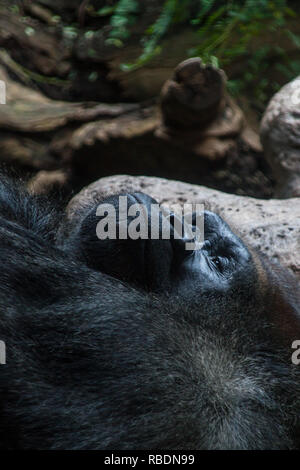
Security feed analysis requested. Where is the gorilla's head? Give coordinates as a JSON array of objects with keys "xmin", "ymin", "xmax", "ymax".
[{"xmin": 64, "ymin": 192, "xmax": 254, "ymax": 299}]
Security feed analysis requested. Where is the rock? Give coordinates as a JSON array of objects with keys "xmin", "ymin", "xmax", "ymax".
[
  {"xmin": 157, "ymin": 57, "xmax": 259, "ymax": 161},
  {"xmin": 160, "ymin": 58, "xmax": 227, "ymax": 129},
  {"xmin": 27, "ymin": 170, "xmax": 70, "ymax": 195},
  {"xmin": 260, "ymin": 75, "xmax": 300, "ymax": 198},
  {"xmin": 66, "ymin": 175, "xmax": 300, "ymax": 279},
  {"xmin": 0, "ymin": 65, "xmax": 139, "ymax": 133},
  {"xmin": 0, "ymin": 63, "xmax": 140, "ymax": 171}
]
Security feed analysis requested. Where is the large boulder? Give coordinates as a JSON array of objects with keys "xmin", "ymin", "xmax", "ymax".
[{"xmin": 260, "ymin": 75, "xmax": 300, "ymax": 198}]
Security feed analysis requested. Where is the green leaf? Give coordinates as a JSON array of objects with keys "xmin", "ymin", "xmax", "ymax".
[
  {"xmin": 88, "ymin": 71, "xmax": 98, "ymax": 82},
  {"xmin": 286, "ymin": 30, "xmax": 300, "ymax": 49},
  {"xmin": 97, "ymin": 6, "xmax": 116, "ymax": 16},
  {"xmin": 210, "ymin": 56, "xmax": 219, "ymax": 68},
  {"xmin": 25, "ymin": 27, "xmax": 35, "ymax": 37},
  {"xmin": 105, "ymin": 38, "xmax": 124, "ymax": 48},
  {"xmin": 63, "ymin": 26, "xmax": 78, "ymax": 40},
  {"xmin": 84, "ymin": 31, "xmax": 95, "ymax": 39}
]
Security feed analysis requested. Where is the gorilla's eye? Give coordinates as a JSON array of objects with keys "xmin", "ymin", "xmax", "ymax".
[{"xmin": 211, "ymin": 256, "xmax": 222, "ymax": 271}]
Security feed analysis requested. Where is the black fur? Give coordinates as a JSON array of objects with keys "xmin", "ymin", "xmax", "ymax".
[{"xmin": 0, "ymin": 177, "xmax": 300, "ymax": 449}]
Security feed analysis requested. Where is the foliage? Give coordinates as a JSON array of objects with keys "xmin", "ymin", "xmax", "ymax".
[
  {"xmin": 105, "ymin": 0, "xmax": 139, "ymax": 47},
  {"xmin": 106, "ymin": 0, "xmax": 300, "ymax": 108}
]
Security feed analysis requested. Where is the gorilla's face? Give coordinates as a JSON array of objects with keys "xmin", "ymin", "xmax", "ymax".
[
  {"xmin": 169, "ymin": 209, "xmax": 253, "ymax": 296},
  {"xmin": 71, "ymin": 192, "xmax": 255, "ymax": 299}
]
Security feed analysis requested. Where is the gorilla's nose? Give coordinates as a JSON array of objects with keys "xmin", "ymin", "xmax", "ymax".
[{"xmin": 161, "ymin": 210, "xmax": 204, "ymax": 255}]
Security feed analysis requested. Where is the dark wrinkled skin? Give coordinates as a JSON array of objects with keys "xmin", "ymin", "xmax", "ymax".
[{"xmin": 0, "ymin": 179, "xmax": 299, "ymax": 450}]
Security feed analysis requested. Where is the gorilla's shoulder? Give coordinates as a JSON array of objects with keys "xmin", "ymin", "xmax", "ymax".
[{"xmin": 0, "ymin": 175, "xmax": 62, "ymax": 242}]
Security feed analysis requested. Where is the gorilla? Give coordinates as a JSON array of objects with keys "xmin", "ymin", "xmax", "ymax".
[{"xmin": 0, "ymin": 176, "xmax": 299, "ymax": 450}]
